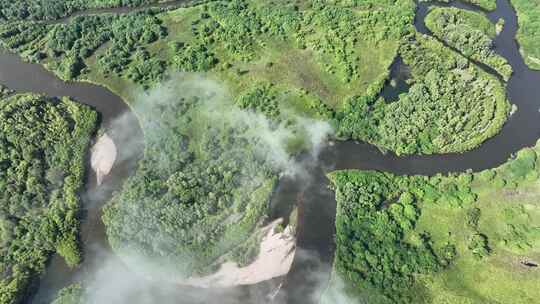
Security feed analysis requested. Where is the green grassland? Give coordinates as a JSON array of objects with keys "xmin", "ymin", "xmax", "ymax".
[
  {"xmin": 425, "ymin": 7, "xmax": 512, "ymax": 80},
  {"xmin": 0, "ymin": 0, "xmax": 512, "ymax": 156},
  {"xmin": 329, "ymin": 142, "xmax": 540, "ymax": 303},
  {"xmin": 511, "ymin": 0, "xmax": 540, "ymax": 70},
  {"xmin": 83, "ymin": 0, "xmax": 415, "ymax": 114},
  {"xmin": 0, "ymin": 93, "xmax": 97, "ymax": 304}
]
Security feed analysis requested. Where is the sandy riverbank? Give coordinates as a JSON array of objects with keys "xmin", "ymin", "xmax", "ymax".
[
  {"xmin": 182, "ymin": 218, "xmax": 296, "ymax": 288},
  {"xmin": 90, "ymin": 133, "xmax": 117, "ymax": 185}
]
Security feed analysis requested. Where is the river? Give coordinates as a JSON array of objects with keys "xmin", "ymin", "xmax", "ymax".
[
  {"xmin": 0, "ymin": 0, "xmax": 538, "ymax": 303},
  {"xmin": 285, "ymin": 0, "xmax": 540, "ymax": 302}
]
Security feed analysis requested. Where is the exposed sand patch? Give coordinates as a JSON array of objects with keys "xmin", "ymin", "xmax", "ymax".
[
  {"xmin": 182, "ymin": 218, "xmax": 296, "ymax": 288},
  {"xmin": 91, "ymin": 133, "xmax": 117, "ymax": 185}
]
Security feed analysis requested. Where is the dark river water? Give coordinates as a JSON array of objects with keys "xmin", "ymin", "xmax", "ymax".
[{"xmin": 0, "ymin": 0, "xmax": 538, "ymax": 303}]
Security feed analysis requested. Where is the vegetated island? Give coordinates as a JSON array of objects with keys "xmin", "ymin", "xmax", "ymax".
[
  {"xmin": 0, "ymin": 92, "xmax": 97, "ymax": 304},
  {"xmin": 424, "ymin": 6, "xmax": 512, "ymax": 80}
]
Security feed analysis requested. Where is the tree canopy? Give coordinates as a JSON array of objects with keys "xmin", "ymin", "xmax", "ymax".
[{"xmin": 0, "ymin": 93, "xmax": 97, "ymax": 304}]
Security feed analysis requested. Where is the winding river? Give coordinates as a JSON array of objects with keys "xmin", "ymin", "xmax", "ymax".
[
  {"xmin": 0, "ymin": 0, "xmax": 538, "ymax": 303},
  {"xmin": 284, "ymin": 0, "xmax": 540, "ymax": 302}
]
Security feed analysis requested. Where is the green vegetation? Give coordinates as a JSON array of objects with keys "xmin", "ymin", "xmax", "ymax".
[
  {"xmin": 0, "ymin": 0, "xmax": 523, "ymax": 295},
  {"xmin": 423, "ymin": 0, "xmax": 497, "ymax": 11},
  {"xmin": 467, "ymin": 0, "xmax": 497, "ymax": 10},
  {"xmin": 0, "ymin": 0, "xmax": 175, "ymax": 21},
  {"xmin": 0, "ymin": 93, "xmax": 97, "ymax": 304},
  {"xmin": 0, "ymin": 11, "xmax": 168, "ymax": 85},
  {"xmin": 338, "ymin": 33, "xmax": 509, "ymax": 155},
  {"xmin": 0, "ymin": 0, "xmax": 512, "ymax": 156},
  {"xmin": 328, "ymin": 171, "xmax": 454, "ymax": 303},
  {"xmin": 51, "ymin": 284, "xmax": 84, "ymax": 304},
  {"xmin": 425, "ymin": 7, "xmax": 512, "ymax": 80},
  {"xmin": 511, "ymin": 0, "xmax": 540, "ymax": 70},
  {"xmin": 0, "ymin": 85, "xmax": 13, "ymax": 99},
  {"xmin": 329, "ymin": 141, "xmax": 540, "ymax": 303},
  {"xmin": 0, "ymin": 0, "xmax": 415, "ymax": 107},
  {"xmin": 102, "ymin": 78, "xmax": 281, "ymax": 277}
]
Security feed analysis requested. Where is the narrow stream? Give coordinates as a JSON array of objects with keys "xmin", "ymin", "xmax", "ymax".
[{"xmin": 0, "ymin": 0, "xmax": 538, "ymax": 303}]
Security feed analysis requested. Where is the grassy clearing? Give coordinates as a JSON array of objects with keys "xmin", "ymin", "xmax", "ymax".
[
  {"xmin": 153, "ymin": 0, "xmax": 409, "ymax": 112},
  {"xmin": 511, "ymin": 0, "xmax": 540, "ymax": 70},
  {"xmin": 0, "ymin": 0, "xmax": 413, "ymax": 115},
  {"xmin": 329, "ymin": 141, "xmax": 540, "ymax": 303},
  {"xmin": 420, "ymin": 145, "xmax": 540, "ymax": 303}
]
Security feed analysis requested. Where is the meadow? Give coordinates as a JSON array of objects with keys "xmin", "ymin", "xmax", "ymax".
[
  {"xmin": 329, "ymin": 141, "xmax": 540, "ymax": 303},
  {"xmin": 511, "ymin": 0, "xmax": 540, "ymax": 70}
]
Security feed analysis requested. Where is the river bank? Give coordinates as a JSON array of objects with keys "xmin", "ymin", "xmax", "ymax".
[{"xmin": 182, "ymin": 219, "xmax": 296, "ymax": 288}]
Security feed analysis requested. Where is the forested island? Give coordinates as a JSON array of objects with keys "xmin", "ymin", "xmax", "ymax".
[
  {"xmin": 0, "ymin": 0, "xmax": 539, "ymax": 303},
  {"xmin": 0, "ymin": 92, "xmax": 97, "ymax": 303}
]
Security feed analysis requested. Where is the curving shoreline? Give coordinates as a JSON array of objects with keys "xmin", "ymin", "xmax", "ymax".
[
  {"xmin": 0, "ymin": 0, "xmax": 539, "ymax": 303},
  {"xmin": 181, "ymin": 219, "xmax": 296, "ymax": 288}
]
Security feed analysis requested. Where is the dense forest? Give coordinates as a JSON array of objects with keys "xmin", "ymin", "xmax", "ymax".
[
  {"xmin": 0, "ymin": 93, "xmax": 97, "ymax": 304},
  {"xmin": 338, "ymin": 32, "xmax": 509, "ymax": 155},
  {"xmin": 425, "ymin": 7, "xmax": 512, "ymax": 80},
  {"xmin": 329, "ymin": 141, "xmax": 540, "ymax": 303},
  {"xmin": 102, "ymin": 78, "xmax": 281, "ymax": 277},
  {"xmin": 425, "ymin": 0, "xmax": 496, "ymax": 10},
  {"xmin": 0, "ymin": 10, "xmax": 168, "ymax": 84},
  {"xmin": 328, "ymin": 171, "xmax": 454, "ymax": 303},
  {"xmin": 0, "ymin": 0, "xmax": 177, "ymax": 21}
]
